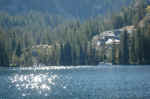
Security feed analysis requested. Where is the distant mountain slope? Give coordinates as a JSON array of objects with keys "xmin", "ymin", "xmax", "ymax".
[{"xmin": 0, "ymin": 0, "xmax": 132, "ymax": 19}]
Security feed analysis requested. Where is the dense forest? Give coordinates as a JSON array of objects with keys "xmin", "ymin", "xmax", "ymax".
[
  {"xmin": 0, "ymin": 0, "xmax": 150, "ymax": 66},
  {"xmin": 0, "ymin": 0, "xmax": 131, "ymax": 19},
  {"xmin": 113, "ymin": 0, "xmax": 150, "ymax": 64}
]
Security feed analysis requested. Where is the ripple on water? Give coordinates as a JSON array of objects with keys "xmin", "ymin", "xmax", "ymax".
[
  {"xmin": 0, "ymin": 66, "xmax": 150, "ymax": 99},
  {"xmin": 8, "ymin": 72, "xmax": 59, "ymax": 97}
]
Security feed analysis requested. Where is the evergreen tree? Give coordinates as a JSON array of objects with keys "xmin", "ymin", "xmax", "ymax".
[
  {"xmin": 0, "ymin": 30, "xmax": 9, "ymax": 66},
  {"xmin": 60, "ymin": 44, "xmax": 64, "ymax": 65},
  {"xmin": 16, "ymin": 42, "xmax": 22, "ymax": 57},
  {"xmin": 120, "ymin": 30, "xmax": 129, "ymax": 65},
  {"xmin": 63, "ymin": 42, "xmax": 72, "ymax": 65}
]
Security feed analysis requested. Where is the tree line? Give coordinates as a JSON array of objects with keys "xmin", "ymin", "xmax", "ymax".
[
  {"xmin": 112, "ymin": 0, "xmax": 150, "ymax": 65},
  {"xmin": 0, "ymin": 12, "xmax": 102, "ymax": 66},
  {"xmin": 0, "ymin": 0, "xmax": 150, "ymax": 66}
]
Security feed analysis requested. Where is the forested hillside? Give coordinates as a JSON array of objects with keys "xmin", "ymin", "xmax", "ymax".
[
  {"xmin": 1, "ymin": 0, "xmax": 150, "ymax": 66},
  {"xmin": 0, "ymin": 0, "xmax": 131, "ymax": 19},
  {"xmin": 111, "ymin": 0, "xmax": 150, "ymax": 64}
]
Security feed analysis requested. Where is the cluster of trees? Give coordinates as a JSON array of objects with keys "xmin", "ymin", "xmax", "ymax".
[
  {"xmin": 1, "ymin": 0, "xmax": 150, "ymax": 66},
  {"xmin": 112, "ymin": 0, "xmax": 150, "ymax": 65},
  {"xmin": 0, "ymin": 29, "xmax": 9, "ymax": 66},
  {"xmin": 0, "ymin": 0, "xmax": 131, "ymax": 19},
  {"xmin": 0, "ymin": 12, "xmax": 103, "ymax": 66}
]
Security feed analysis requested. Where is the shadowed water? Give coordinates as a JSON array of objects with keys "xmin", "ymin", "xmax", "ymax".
[{"xmin": 0, "ymin": 65, "xmax": 150, "ymax": 99}]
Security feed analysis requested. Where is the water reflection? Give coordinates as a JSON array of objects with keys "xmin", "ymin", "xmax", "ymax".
[
  {"xmin": 9, "ymin": 73, "xmax": 58, "ymax": 96},
  {"xmin": 0, "ymin": 66, "xmax": 150, "ymax": 99}
]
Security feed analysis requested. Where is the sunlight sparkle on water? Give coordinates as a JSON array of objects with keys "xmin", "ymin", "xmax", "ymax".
[{"xmin": 9, "ymin": 72, "xmax": 59, "ymax": 96}]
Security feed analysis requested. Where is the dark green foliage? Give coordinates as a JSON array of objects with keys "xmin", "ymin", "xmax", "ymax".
[
  {"xmin": 16, "ymin": 42, "xmax": 22, "ymax": 57},
  {"xmin": 0, "ymin": 42, "xmax": 9, "ymax": 66},
  {"xmin": 119, "ymin": 30, "xmax": 129, "ymax": 65},
  {"xmin": 63, "ymin": 42, "xmax": 72, "ymax": 65},
  {"xmin": 110, "ymin": 0, "xmax": 150, "ymax": 65},
  {"xmin": 1, "ymin": 0, "xmax": 150, "ymax": 66},
  {"xmin": 137, "ymin": 26, "xmax": 150, "ymax": 64},
  {"xmin": 0, "ymin": 0, "xmax": 131, "ymax": 19},
  {"xmin": 0, "ymin": 29, "xmax": 9, "ymax": 66}
]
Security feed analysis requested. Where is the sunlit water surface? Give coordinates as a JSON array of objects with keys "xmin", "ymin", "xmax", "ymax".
[{"xmin": 0, "ymin": 65, "xmax": 150, "ymax": 99}]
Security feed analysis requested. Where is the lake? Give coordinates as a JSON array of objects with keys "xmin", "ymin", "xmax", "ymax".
[{"xmin": 0, "ymin": 65, "xmax": 150, "ymax": 99}]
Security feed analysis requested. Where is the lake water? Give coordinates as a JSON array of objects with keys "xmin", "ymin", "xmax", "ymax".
[{"xmin": 0, "ymin": 65, "xmax": 150, "ymax": 99}]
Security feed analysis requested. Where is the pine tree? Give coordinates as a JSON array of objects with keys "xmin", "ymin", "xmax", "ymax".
[
  {"xmin": 0, "ymin": 30, "xmax": 9, "ymax": 66},
  {"xmin": 120, "ymin": 30, "xmax": 129, "ymax": 65},
  {"xmin": 16, "ymin": 42, "xmax": 22, "ymax": 57}
]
